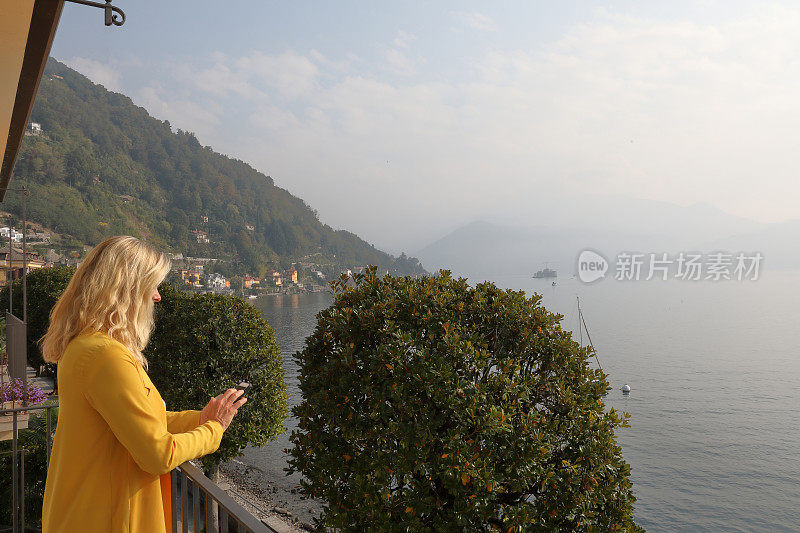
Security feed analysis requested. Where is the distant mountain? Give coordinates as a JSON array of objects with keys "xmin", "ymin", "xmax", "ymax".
[
  {"xmin": 4, "ymin": 58, "xmax": 425, "ymax": 277},
  {"xmin": 416, "ymin": 220, "xmax": 624, "ymax": 278},
  {"xmin": 416, "ymin": 201, "xmax": 778, "ymax": 279},
  {"xmin": 487, "ymin": 194, "xmax": 761, "ymax": 243},
  {"xmin": 700, "ymin": 219, "xmax": 800, "ymax": 270}
]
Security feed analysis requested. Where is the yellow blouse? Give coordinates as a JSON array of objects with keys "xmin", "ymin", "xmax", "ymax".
[{"xmin": 42, "ymin": 330, "xmax": 224, "ymax": 533}]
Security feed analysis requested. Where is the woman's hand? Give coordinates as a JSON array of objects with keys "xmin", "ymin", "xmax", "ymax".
[{"xmin": 199, "ymin": 389, "xmax": 247, "ymax": 430}]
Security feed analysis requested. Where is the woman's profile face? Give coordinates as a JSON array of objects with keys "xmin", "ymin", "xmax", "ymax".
[{"xmin": 152, "ymin": 288, "xmax": 161, "ymax": 303}]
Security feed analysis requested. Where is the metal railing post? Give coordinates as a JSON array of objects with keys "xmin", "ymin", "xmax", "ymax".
[
  {"xmin": 193, "ymin": 477, "xmax": 200, "ymax": 531},
  {"xmin": 205, "ymin": 488, "xmax": 212, "ymax": 533},
  {"xmin": 20, "ymin": 447, "xmax": 26, "ymax": 533},
  {"xmin": 12, "ymin": 411, "xmax": 18, "ymax": 533},
  {"xmin": 172, "ymin": 469, "xmax": 179, "ymax": 533},
  {"xmin": 181, "ymin": 470, "xmax": 189, "ymax": 533}
]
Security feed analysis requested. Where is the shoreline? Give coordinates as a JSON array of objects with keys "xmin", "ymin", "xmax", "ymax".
[{"xmin": 220, "ymin": 458, "xmax": 323, "ymax": 532}]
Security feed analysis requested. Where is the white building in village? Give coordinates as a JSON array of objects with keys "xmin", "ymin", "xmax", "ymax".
[
  {"xmin": 0, "ymin": 227, "xmax": 23, "ymax": 243},
  {"xmin": 207, "ymin": 272, "xmax": 230, "ymax": 290}
]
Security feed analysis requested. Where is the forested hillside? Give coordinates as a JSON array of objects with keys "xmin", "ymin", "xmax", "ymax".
[{"xmin": 5, "ymin": 58, "xmax": 425, "ymax": 276}]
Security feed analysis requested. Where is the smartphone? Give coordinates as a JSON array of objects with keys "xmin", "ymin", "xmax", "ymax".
[{"xmin": 235, "ymin": 382, "xmax": 251, "ymax": 396}]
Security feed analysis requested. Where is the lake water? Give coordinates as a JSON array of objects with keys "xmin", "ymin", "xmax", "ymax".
[{"xmin": 248, "ymin": 272, "xmax": 800, "ymax": 531}]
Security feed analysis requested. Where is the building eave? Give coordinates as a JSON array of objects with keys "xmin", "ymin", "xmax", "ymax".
[{"xmin": 0, "ymin": 0, "xmax": 65, "ymax": 202}]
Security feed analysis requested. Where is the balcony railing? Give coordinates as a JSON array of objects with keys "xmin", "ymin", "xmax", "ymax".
[
  {"xmin": 1, "ymin": 403, "xmax": 275, "ymax": 533},
  {"xmin": 1, "ymin": 403, "xmax": 56, "ymax": 533},
  {"xmin": 172, "ymin": 461, "xmax": 275, "ymax": 533}
]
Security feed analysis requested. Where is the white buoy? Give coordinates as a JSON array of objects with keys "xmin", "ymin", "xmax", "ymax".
[{"xmin": 621, "ymin": 384, "xmax": 631, "ymax": 394}]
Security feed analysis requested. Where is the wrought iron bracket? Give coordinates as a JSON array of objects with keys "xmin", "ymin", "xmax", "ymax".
[{"xmin": 64, "ymin": 0, "xmax": 125, "ymax": 26}]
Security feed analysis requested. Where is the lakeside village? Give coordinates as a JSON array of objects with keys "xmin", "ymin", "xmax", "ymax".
[
  {"xmin": 0, "ymin": 222, "xmax": 373, "ymax": 297},
  {"xmin": 166, "ymin": 252, "xmax": 358, "ymax": 297}
]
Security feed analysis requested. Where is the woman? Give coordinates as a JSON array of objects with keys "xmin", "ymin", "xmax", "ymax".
[{"xmin": 41, "ymin": 236, "xmax": 246, "ymax": 532}]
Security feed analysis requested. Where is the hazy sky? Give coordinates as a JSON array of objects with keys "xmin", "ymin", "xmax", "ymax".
[{"xmin": 50, "ymin": 1, "xmax": 800, "ymax": 253}]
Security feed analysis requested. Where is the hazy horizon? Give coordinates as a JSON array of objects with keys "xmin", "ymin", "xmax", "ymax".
[{"xmin": 49, "ymin": 1, "xmax": 800, "ymax": 256}]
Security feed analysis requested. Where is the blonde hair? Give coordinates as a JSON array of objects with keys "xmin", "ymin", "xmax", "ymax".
[{"xmin": 41, "ymin": 236, "xmax": 171, "ymax": 369}]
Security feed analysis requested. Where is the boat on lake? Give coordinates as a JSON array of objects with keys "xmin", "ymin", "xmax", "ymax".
[{"xmin": 533, "ymin": 267, "xmax": 557, "ymax": 278}]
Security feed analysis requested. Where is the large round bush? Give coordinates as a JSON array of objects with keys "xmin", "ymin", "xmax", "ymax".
[
  {"xmin": 288, "ymin": 267, "xmax": 642, "ymax": 531},
  {"xmin": 147, "ymin": 283, "xmax": 288, "ymax": 471}
]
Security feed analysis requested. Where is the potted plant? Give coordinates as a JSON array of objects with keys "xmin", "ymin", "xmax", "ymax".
[{"xmin": 1, "ymin": 379, "xmax": 48, "ymax": 440}]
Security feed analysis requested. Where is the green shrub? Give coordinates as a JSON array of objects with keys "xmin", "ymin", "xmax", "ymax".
[
  {"xmin": 0, "ymin": 266, "xmax": 75, "ymax": 377},
  {"xmin": 146, "ymin": 283, "xmax": 289, "ymax": 472},
  {"xmin": 288, "ymin": 267, "xmax": 643, "ymax": 532}
]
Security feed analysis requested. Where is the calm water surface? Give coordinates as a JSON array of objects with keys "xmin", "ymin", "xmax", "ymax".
[{"xmin": 249, "ymin": 273, "xmax": 800, "ymax": 531}]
